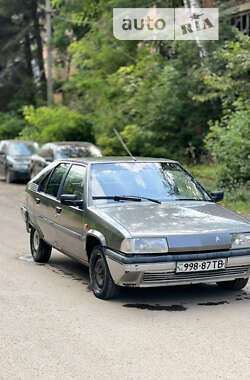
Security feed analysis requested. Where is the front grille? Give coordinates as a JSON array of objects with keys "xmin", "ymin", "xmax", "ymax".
[{"xmin": 143, "ymin": 266, "xmax": 249, "ymax": 283}]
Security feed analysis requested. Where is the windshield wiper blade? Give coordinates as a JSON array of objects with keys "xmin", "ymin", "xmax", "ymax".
[
  {"xmin": 93, "ymin": 196, "xmax": 141, "ymax": 202},
  {"xmin": 92, "ymin": 195, "xmax": 161, "ymax": 204},
  {"xmin": 126, "ymin": 195, "xmax": 161, "ymax": 204},
  {"xmin": 176, "ymin": 198, "xmax": 205, "ymax": 201}
]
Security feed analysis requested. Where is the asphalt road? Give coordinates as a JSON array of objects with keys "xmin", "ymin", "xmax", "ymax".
[{"xmin": 0, "ymin": 179, "xmax": 250, "ymax": 380}]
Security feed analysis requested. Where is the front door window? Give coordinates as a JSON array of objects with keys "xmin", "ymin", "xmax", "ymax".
[
  {"xmin": 61, "ymin": 165, "xmax": 86, "ymax": 200},
  {"xmin": 46, "ymin": 163, "xmax": 69, "ymax": 198}
]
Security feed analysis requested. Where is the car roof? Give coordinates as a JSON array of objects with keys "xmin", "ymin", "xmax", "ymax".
[
  {"xmin": 57, "ymin": 156, "xmax": 179, "ymax": 165},
  {"xmin": 48, "ymin": 141, "xmax": 97, "ymax": 146}
]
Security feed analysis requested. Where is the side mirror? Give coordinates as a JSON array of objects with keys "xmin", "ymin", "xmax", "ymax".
[
  {"xmin": 211, "ymin": 191, "xmax": 224, "ymax": 203},
  {"xmin": 60, "ymin": 194, "xmax": 83, "ymax": 208}
]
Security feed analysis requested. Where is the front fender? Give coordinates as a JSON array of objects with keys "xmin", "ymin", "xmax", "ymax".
[{"xmin": 87, "ymin": 229, "xmax": 106, "ymax": 246}]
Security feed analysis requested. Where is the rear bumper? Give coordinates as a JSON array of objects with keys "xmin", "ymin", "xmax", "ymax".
[{"xmin": 104, "ymin": 248, "xmax": 250, "ymax": 287}]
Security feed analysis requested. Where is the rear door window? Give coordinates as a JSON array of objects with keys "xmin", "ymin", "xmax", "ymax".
[{"xmin": 45, "ymin": 163, "xmax": 69, "ymax": 198}]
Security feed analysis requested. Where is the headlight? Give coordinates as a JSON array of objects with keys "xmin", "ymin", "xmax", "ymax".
[
  {"xmin": 231, "ymin": 233, "xmax": 250, "ymax": 249},
  {"xmin": 120, "ymin": 238, "xmax": 168, "ymax": 254}
]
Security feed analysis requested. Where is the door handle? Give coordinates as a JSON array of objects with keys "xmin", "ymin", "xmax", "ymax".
[
  {"xmin": 56, "ymin": 206, "xmax": 62, "ymax": 214},
  {"xmin": 35, "ymin": 198, "xmax": 40, "ymax": 205}
]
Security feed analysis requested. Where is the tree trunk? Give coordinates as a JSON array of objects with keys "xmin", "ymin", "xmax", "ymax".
[
  {"xmin": 183, "ymin": 0, "xmax": 207, "ymax": 59},
  {"xmin": 24, "ymin": 33, "xmax": 33, "ymax": 78},
  {"xmin": 189, "ymin": 0, "xmax": 201, "ymax": 7},
  {"xmin": 31, "ymin": 0, "xmax": 47, "ymax": 100}
]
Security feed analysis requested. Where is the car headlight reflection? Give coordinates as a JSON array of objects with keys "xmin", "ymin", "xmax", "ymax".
[
  {"xmin": 120, "ymin": 238, "xmax": 168, "ymax": 254},
  {"xmin": 231, "ymin": 233, "xmax": 250, "ymax": 249}
]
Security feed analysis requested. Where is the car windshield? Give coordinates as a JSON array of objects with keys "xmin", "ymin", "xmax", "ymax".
[
  {"xmin": 91, "ymin": 162, "xmax": 211, "ymax": 203},
  {"xmin": 7, "ymin": 142, "xmax": 38, "ymax": 157},
  {"xmin": 55, "ymin": 145, "xmax": 102, "ymax": 159}
]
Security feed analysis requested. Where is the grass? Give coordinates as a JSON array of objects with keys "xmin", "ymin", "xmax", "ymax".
[{"xmin": 186, "ymin": 164, "xmax": 250, "ymax": 219}]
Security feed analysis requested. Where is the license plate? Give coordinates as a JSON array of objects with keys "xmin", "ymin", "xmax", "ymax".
[{"xmin": 176, "ymin": 259, "xmax": 226, "ymax": 273}]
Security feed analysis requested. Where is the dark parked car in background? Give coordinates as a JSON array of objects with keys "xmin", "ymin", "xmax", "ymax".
[
  {"xmin": 0, "ymin": 140, "xmax": 39, "ymax": 183},
  {"xmin": 21, "ymin": 157, "xmax": 250, "ymax": 300},
  {"xmin": 30, "ymin": 141, "xmax": 102, "ymax": 178}
]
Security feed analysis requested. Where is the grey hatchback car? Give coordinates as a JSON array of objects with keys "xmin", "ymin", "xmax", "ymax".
[{"xmin": 21, "ymin": 157, "xmax": 250, "ymax": 299}]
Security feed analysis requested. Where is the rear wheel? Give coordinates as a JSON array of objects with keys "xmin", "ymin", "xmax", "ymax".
[
  {"xmin": 89, "ymin": 247, "xmax": 120, "ymax": 299},
  {"xmin": 217, "ymin": 278, "xmax": 249, "ymax": 291},
  {"xmin": 30, "ymin": 227, "xmax": 51, "ymax": 263}
]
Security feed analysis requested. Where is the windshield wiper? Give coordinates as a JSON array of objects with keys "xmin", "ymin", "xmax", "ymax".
[
  {"xmin": 92, "ymin": 195, "xmax": 161, "ymax": 204},
  {"xmin": 176, "ymin": 198, "xmax": 206, "ymax": 201}
]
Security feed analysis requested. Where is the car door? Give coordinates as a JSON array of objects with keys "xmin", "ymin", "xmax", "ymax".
[
  {"xmin": 34, "ymin": 163, "xmax": 70, "ymax": 248},
  {"xmin": 55, "ymin": 164, "xmax": 88, "ymax": 262}
]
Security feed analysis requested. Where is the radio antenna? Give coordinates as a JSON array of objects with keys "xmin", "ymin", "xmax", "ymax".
[{"xmin": 113, "ymin": 128, "xmax": 136, "ymax": 161}]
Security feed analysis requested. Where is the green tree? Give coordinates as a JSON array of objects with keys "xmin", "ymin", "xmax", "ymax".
[
  {"xmin": 0, "ymin": 113, "xmax": 27, "ymax": 140},
  {"xmin": 49, "ymin": 0, "xmax": 249, "ymax": 170},
  {"xmin": 205, "ymin": 99, "xmax": 250, "ymax": 186},
  {"xmin": 21, "ymin": 105, "xmax": 95, "ymax": 144},
  {"xmin": 0, "ymin": 0, "xmax": 46, "ymax": 111}
]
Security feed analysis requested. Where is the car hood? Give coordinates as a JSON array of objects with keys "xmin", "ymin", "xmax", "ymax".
[
  {"xmin": 7, "ymin": 155, "xmax": 31, "ymax": 164},
  {"xmin": 96, "ymin": 201, "xmax": 249, "ymax": 236}
]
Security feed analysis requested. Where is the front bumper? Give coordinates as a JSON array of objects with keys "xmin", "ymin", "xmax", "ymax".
[
  {"xmin": 9, "ymin": 168, "xmax": 30, "ymax": 180},
  {"xmin": 105, "ymin": 248, "xmax": 250, "ymax": 287}
]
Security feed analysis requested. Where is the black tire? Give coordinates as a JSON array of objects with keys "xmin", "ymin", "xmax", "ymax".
[
  {"xmin": 217, "ymin": 278, "xmax": 249, "ymax": 291},
  {"xmin": 30, "ymin": 227, "xmax": 52, "ymax": 263},
  {"xmin": 89, "ymin": 247, "xmax": 120, "ymax": 300},
  {"xmin": 5, "ymin": 169, "xmax": 14, "ymax": 184}
]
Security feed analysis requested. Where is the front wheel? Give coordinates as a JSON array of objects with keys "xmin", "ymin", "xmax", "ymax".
[
  {"xmin": 30, "ymin": 227, "xmax": 51, "ymax": 263},
  {"xmin": 217, "ymin": 278, "xmax": 249, "ymax": 291},
  {"xmin": 89, "ymin": 247, "xmax": 120, "ymax": 299}
]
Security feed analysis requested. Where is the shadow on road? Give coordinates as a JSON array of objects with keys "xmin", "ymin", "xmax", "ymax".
[{"xmin": 19, "ymin": 251, "xmax": 250, "ymax": 310}]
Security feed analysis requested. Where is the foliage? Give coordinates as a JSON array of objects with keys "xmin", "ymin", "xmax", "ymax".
[
  {"xmin": 194, "ymin": 32, "xmax": 250, "ymax": 106},
  {"xmin": 0, "ymin": 0, "xmax": 47, "ymax": 111},
  {"xmin": 21, "ymin": 106, "xmax": 95, "ymax": 144},
  {"xmin": 205, "ymin": 99, "xmax": 250, "ymax": 186},
  {"xmin": 0, "ymin": 113, "xmax": 27, "ymax": 140},
  {"xmin": 187, "ymin": 163, "xmax": 250, "ymax": 218},
  {"xmin": 69, "ymin": 30, "xmax": 219, "ymax": 160},
  {"xmin": 192, "ymin": 32, "xmax": 250, "ymax": 186},
  {"xmin": 1, "ymin": 0, "xmax": 249, "ymax": 194}
]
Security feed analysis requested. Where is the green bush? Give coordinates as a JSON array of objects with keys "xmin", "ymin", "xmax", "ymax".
[
  {"xmin": 0, "ymin": 113, "xmax": 27, "ymax": 140},
  {"xmin": 205, "ymin": 99, "xmax": 250, "ymax": 187},
  {"xmin": 21, "ymin": 106, "xmax": 95, "ymax": 144}
]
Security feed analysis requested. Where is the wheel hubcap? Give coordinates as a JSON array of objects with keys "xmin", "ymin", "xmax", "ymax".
[
  {"xmin": 33, "ymin": 230, "xmax": 40, "ymax": 252},
  {"xmin": 94, "ymin": 258, "xmax": 105, "ymax": 288}
]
